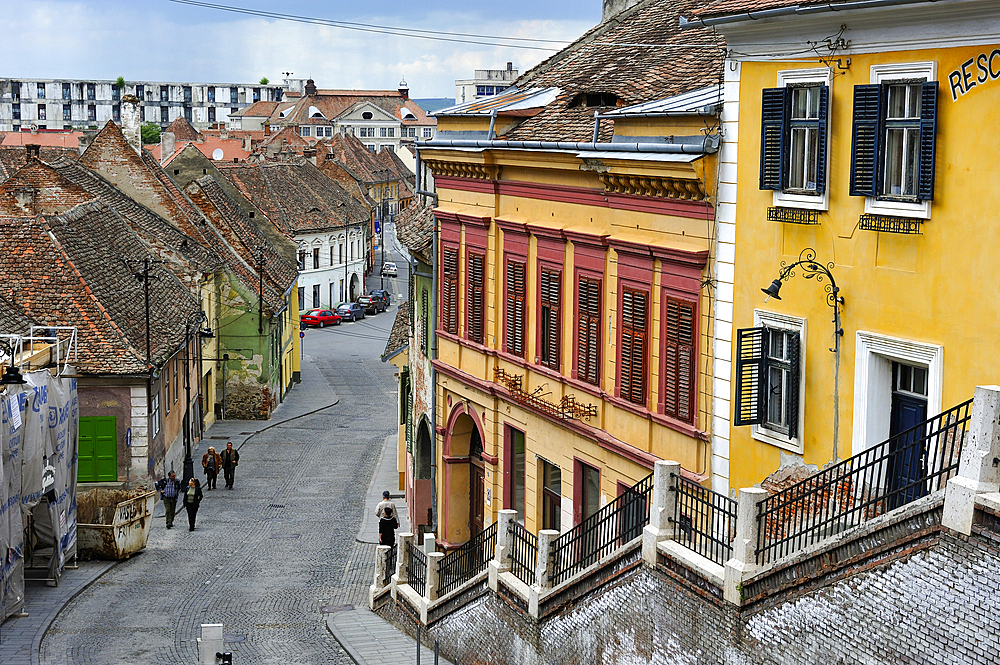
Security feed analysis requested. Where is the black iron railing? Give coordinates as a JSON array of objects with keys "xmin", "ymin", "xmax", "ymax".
[
  {"xmin": 756, "ymin": 398, "xmax": 972, "ymax": 566},
  {"xmin": 509, "ymin": 520, "xmax": 538, "ymax": 586},
  {"xmin": 382, "ymin": 543, "xmax": 397, "ymax": 588},
  {"xmin": 550, "ymin": 473, "xmax": 653, "ymax": 587},
  {"xmin": 439, "ymin": 522, "xmax": 497, "ymax": 596},
  {"xmin": 407, "ymin": 541, "xmax": 427, "ymax": 597},
  {"xmin": 673, "ymin": 474, "xmax": 737, "ymax": 566}
]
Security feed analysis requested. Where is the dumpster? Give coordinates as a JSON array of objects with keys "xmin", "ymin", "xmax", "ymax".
[{"xmin": 76, "ymin": 489, "xmax": 156, "ymax": 560}]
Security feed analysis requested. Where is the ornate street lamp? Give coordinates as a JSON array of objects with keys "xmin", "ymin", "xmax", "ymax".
[{"xmin": 761, "ymin": 248, "xmax": 844, "ymax": 352}]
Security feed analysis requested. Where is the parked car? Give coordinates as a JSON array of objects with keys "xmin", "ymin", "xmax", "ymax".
[
  {"xmin": 369, "ymin": 289, "xmax": 390, "ymax": 307},
  {"xmin": 299, "ymin": 308, "xmax": 341, "ymax": 328},
  {"xmin": 357, "ymin": 295, "xmax": 386, "ymax": 314},
  {"xmin": 381, "ymin": 262, "xmax": 398, "ymax": 278},
  {"xmin": 336, "ymin": 302, "xmax": 366, "ymax": 321}
]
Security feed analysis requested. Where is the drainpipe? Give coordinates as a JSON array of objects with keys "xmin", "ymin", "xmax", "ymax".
[
  {"xmin": 591, "ymin": 111, "xmax": 601, "ymax": 144},
  {"xmin": 415, "ymin": 146, "xmax": 440, "ymax": 535},
  {"xmin": 487, "ymin": 109, "xmax": 498, "ymax": 141}
]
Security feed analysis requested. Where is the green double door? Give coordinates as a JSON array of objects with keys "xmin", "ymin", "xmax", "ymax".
[{"xmin": 78, "ymin": 416, "xmax": 117, "ymax": 482}]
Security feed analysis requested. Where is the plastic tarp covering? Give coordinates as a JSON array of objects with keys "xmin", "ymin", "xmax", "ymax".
[{"xmin": 0, "ymin": 371, "xmax": 78, "ymax": 621}]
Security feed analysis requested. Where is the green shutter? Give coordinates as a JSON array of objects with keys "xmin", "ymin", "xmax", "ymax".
[{"xmin": 78, "ymin": 416, "xmax": 117, "ymax": 482}]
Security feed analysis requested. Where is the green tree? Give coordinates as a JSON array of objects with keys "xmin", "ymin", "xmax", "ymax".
[
  {"xmin": 259, "ymin": 77, "xmax": 269, "ymax": 85},
  {"xmin": 141, "ymin": 122, "xmax": 161, "ymax": 145},
  {"xmin": 115, "ymin": 76, "xmax": 126, "ymax": 89}
]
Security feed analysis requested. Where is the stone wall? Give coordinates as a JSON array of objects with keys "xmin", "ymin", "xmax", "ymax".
[{"xmin": 379, "ymin": 518, "xmax": 1000, "ymax": 664}]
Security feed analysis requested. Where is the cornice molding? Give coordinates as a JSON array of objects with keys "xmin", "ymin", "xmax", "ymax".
[
  {"xmin": 424, "ymin": 159, "xmax": 501, "ymax": 181},
  {"xmin": 599, "ymin": 173, "xmax": 707, "ymax": 201}
]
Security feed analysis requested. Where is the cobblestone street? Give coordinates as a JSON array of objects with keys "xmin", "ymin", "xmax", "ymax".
[{"xmin": 37, "ymin": 255, "xmax": 410, "ymax": 665}]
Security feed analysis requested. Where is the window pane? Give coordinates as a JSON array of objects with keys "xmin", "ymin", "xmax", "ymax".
[
  {"xmin": 907, "ymin": 84, "xmax": 921, "ymax": 118},
  {"xmin": 903, "ymin": 128, "xmax": 919, "ymax": 196},
  {"xmin": 583, "ymin": 465, "xmax": 600, "ymax": 522},
  {"xmin": 884, "ymin": 127, "xmax": 905, "ymax": 195},
  {"xmin": 769, "ymin": 330, "xmax": 785, "ymax": 360},
  {"xmin": 767, "ymin": 365, "xmax": 786, "ymax": 428},
  {"xmin": 887, "ymin": 85, "xmax": 908, "ymax": 119},
  {"xmin": 912, "ymin": 367, "xmax": 927, "ymax": 396},
  {"xmin": 789, "ymin": 127, "xmax": 806, "ymax": 189}
]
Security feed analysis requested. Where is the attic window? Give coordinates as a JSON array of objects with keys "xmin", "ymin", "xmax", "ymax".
[
  {"xmin": 362, "ymin": 111, "xmax": 373, "ymax": 120},
  {"xmin": 401, "ymin": 107, "xmax": 416, "ymax": 119},
  {"xmin": 249, "ymin": 212, "xmax": 255, "ymax": 218},
  {"xmin": 174, "ymin": 169, "xmax": 179, "ymax": 175},
  {"xmin": 570, "ymin": 93, "xmax": 619, "ymax": 108}
]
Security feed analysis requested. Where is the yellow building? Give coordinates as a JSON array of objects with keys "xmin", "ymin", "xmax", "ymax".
[
  {"xmin": 687, "ymin": 0, "xmax": 1000, "ymax": 492},
  {"xmin": 418, "ymin": 0, "xmax": 725, "ymax": 546}
]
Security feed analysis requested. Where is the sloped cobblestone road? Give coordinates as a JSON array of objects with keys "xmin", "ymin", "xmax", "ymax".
[{"xmin": 39, "ymin": 312, "xmax": 403, "ymax": 665}]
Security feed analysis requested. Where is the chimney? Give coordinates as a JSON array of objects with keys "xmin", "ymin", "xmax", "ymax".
[
  {"xmin": 243, "ymin": 136, "xmax": 252, "ymax": 152},
  {"xmin": 30, "ymin": 125, "xmax": 37, "ymax": 135},
  {"xmin": 25, "ymin": 144, "xmax": 40, "ymax": 160},
  {"xmin": 398, "ymin": 79, "xmax": 409, "ymax": 99},
  {"xmin": 220, "ymin": 124, "xmax": 229, "ymax": 139},
  {"xmin": 507, "ymin": 62, "xmax": 513, "ymax": 71},
  {"xmin": 303, "ymin": 146, "xmax": 317, "ymax": 166},
  {"xmin": 120, "ymin": 94, "xmax": 142, "ymax": 154},
  {"xmin": 602, "ymin": 0, "xmax": 642, "ymax": 21},
  {"xmin": 304, "ymin": 79, "xmax": 317, "ymax": 96},
  {"xmin": 78, "ymin": 130, "xmax": 97, "ymax": 155},
  {"xmin": 264, "ymin": 124, "xmax": 271, "ymax": 137},
  {"xmin": 160, "ymin": 131, "xmax": 175, "ymax": 165}
]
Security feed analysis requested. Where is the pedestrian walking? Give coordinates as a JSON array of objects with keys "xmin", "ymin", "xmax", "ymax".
[
  {"xmin": 379, "ymin": 505, "xmax": 399, "ymax": 546},
  {"xmin": 183, "ymin": 478, "xmax": 203, "ymax": 531},
  {"xmin": 376, "ymin": 490, "xmax": 396, "ymax": 518},
  {"xmin": 202, "ymin": 446, "xmax": 222, "ymax": 490},
  {"xmin": 220, "ymin": 441, "xmax": 240, "ymax": 489},
  {"xmin": 156, "ymin": 471, "xmax": 183, "ymax": 529}
]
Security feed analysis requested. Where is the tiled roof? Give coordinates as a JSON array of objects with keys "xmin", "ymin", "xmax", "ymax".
[
  {"xmin": 0, "ymin": 146, "xmax": 80, "ymax": 183},
  {"xmin": 264, "ymin": 90, "xmax": 433, "ymax": 127},
  {"xmin": 146, "ymin": 138, "xmax": 250, "ymax": 165},
  {"xmin": 217, "ymin": 160, "xmax": 371, "ymax": 235},
  {"xmin": 690, "ymin": 0, "xmax": 864, "ymax": 19},
  {"xmin": 184, "ymin": 175, "xmax": 299, "ymax": 313},
  {"xmin": 0, "ymin": 295, "xmax": 36, "ymax": 334},
  {"xmin": 324, "ymin": 133, "xmax": 392, "ymax": 184},
  {"xmin": 258, "ymin": 126, "xmax": 314, "ymax": 151},
  {"xmin": 394, "ymin": 200, "xmax": 433, "ymax": 263},
  {"xmin": 1, "ymin": 131, "xmax": 84, "ymax": 148},
  {"xmin": 382, "ymin": 301, "xmax": 410, "ymax": 360},
  {"xmin": 376, "ymin": 147, "xmax": 415, "ymax": 183},
  {"xmin": 164, "ymin": 116, "xmax": 203, "ymax": 142},
  {"xmin": 0, "ymin": 201, "xmax": 200, "ymax": 375},
  {"xmin": 501, "ymin": 0, "xmax": 724, "ymax": 142},
  {"xmin": 230, "ymin": 101, "xmax": 281, "ymax": 118}
]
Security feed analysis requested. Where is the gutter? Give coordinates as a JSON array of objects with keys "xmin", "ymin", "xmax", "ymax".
[
  {"xmin": 596, "ymin": 106, "xmax": 721, "ymax": 119},
  {"xmin": 418, "ymin": 137, "xmax": 719, "ymax": 154},
  {"xmin": 680, "ymin": 0, "xmax": 941, "ymax": 29}
]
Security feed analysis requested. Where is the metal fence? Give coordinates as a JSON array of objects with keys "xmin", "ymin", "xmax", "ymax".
[
  {"xmin": 407, "ymin": 541, "xmax": 428, "ymax": 597},
  {"xmin": 757, "ymin": 398, "xmax": 972, "ymax": 566},
  {"xmin": 673, "ymin": 474, "xmax": 737, "ymax": 566},
  {"xmin": 509, "ymin": 520, "xmax": 538, "ymax": 586},
  {"xmin": 382, "ymin": 543, "xmax": 397, "ymax": 588},
  {"xmin": 439, "ymin": 522, "xmax": 497, "ymax": 596},
  {"xmin": 550, "ymin": 473, "xmax": 653, "ymax": 587}
]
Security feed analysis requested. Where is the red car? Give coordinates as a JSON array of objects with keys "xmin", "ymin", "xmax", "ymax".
[{"xmin": 299, "ymin": 308, "xmax": 341, "ymax": 328}]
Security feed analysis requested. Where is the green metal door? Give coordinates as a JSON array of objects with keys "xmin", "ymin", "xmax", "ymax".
[{"xmin": 79, "ymin": 416, "xmax": 117, "ymax": 482}]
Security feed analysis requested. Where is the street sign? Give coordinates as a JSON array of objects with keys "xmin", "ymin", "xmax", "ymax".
[
  {"xmin": 126, "ymin": 427, "xmax": 132, "ymax": 448},
  {"xmin": 374, "ymin": 220, "xmax": 381, "ymax": 234},
  {"xmin": 299, "ymin": 331, "xmax": 305, "ymax": 338}
]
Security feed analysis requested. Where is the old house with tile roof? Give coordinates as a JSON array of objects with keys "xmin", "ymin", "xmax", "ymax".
[
  {"xmin": 412, "ymin": 0, "xmax": 725, "ymax": 548},
  {"xmin": 218, "ymin": 160, "xmax": 371, "ymax": 309}
]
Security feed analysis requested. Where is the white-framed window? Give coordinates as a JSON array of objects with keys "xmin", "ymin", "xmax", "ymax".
[
  {"xmin": 760, "ymin": 67, "xmax": 832, "ymax": 211},
  {"xmin": 422, "ymin": 127, "xmax": 433, "ymax": 138},
  {"xmin": 300, "ymin": 126, "xmax": 311, "ymax": 137},
  {"xmin": 150, "ymin": 392, "xmax": 161, "ymax": 438},
  {"xmin": 735, "ymin": 310, "xmax": 806, "ymax": 453},
  {"xmin": 365, "ymin": 143, "xmax": 376, "ymax": 152},
  {"xmin": 852, "ymin": 61, "xmax": 938, "ymax": 220}
]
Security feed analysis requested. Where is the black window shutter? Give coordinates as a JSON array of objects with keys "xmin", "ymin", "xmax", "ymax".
[
  {"xmin": 814, "ymin": 86, "xmax": 830, "ymax": 195},
  {"xmin": 759, "ymin": 87, "xmax": 790, "ymax": 190},
  {"xmin": 734, "ymin": 327, "xmax": 768, "ymax": 426},
  {"xmin": 850, "ymin": 84, "xmax": 884, "ymax": 197},
  {"xmin": 786, "ymin": 332, "xmax": 801, "ymax": 438},
  {"xmin": 917, "ymin": 81, "xmax": 938, "ymax": 201}
]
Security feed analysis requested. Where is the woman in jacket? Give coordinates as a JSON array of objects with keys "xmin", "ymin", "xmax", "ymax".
[
  {"xmin": 378, "ymin": 505, "xmax": 399, "ymax": 546},
  {"xmin": 202, "ymin": 447, "xmax": 223, "ymax": 490},
  {"xmin": 183, "ymin": 478, "xmax": 204, "ymax": 531}
]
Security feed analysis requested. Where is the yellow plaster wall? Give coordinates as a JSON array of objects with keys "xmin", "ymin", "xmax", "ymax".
[{"xmin": 729, "ymin": 45, "xmax": 1000, "ymax": 491}]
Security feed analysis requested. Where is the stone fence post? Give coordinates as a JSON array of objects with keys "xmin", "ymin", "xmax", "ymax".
[
  {"xmin": 489, "ymin": 509, "xmax": 517, "ymax": 592},
  {"xmin": 372, "ymin": 544, "xmax": 391, "ymax": 590},
  {"xmin": 426, "ymin": 551, "xmax": 445, "ymax": 602},
  {"xmin": 723, "ymin": 487, "xmax": 768, "ymax": 605},
  {"xmin": 943, "ymin": 385, "xmax": 1000, "ymax": 534},
  {"xmin": 642, "ymin": 460, "xmax": 680, "ymax": 565},
  {"xmin": 528, "ymin": 529, "xmax": 560, "ymax": 618},
  {"xmin": 396, "ymin": 533, "xmax": 414, "ymax": 585},
  {"xmin": 423, "ymin": 532, "xmax": 437, "ymax": 554}
]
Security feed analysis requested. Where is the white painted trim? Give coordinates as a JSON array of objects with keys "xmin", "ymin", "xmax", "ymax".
[
  {"xmin": 751, "ymin": 310, "xmax": 807, "ymax": 454},
  {"xmin": 852, "ymin": 330, "xmax": 943, "ymax": 458},
  {"xmin": 773, "ymin": 67, "xmax": 833, "ymax": 212}
]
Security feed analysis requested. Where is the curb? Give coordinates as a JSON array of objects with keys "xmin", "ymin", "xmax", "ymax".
[{"xmin": 326, "ymin": 611, "xmax": 373, "ymax": 665}]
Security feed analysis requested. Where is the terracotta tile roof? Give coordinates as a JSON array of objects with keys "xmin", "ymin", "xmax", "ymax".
[
  {"xmin": 324, "ymin": 133, "xmax": 391, "ymax": 184},
  {"xmin": 0, "ymin": 295, "xmax": 37, "ymax": 334},
  {"xmin": 0, "ymin": 201, "xmax": 200, "ymax": 375},
  {"xmin": 265, "ymin": 90, "xmax": 433, "ymax": 127},
  {"xmin": 394, "ymin": 199, "xmax": 434, "ymax": 263},
  {"xmin": 230, "ymin": 101, "xmax": 281, "ymax": 118},
  {"xmin": 217, "ymin": 160, "xmax": 370, "ymax": 235},
  {"xmin": 383, "ymin": 301, "xmax": 410, "ymax": 360},
  {"xmin": 691, "ymin": 0, "xmax": 862, "ymax": 18},
  {"xmin": 258, "ymin": 126, "xmax": 314, "ymax": 151},
  {"xmin": 164, "ymin": 116, "xmax": 203, "ymax": 142},
  {"xmin": 501, "ymin": 0, "xmax": 724, "ymax": 142},
  {"xmin": 183, "ymin": 175, "xmax": 299, "ymax": 313},
  {"xmin": 376, "ymin": 147, "xmax": 414, "ymax": 183},
  {"xmin": 146, "ymin": 138, "xmax": 250, "ymax": 165},
  {"xmin": 0, "ymin": 146, "xmax": 80, "ymax": 183},
  {"xmin": 1, "ymin": 131, "xmax": 84, "ymax": 148}
]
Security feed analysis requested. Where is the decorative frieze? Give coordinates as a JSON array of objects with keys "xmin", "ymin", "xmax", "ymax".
[
  {"xmin": 598, "ymin": 173, "xmax": 707, "ymax": 201},
  {"xmin": 424, "ymin": 160, "xmax": 501, "ymax": 181}
]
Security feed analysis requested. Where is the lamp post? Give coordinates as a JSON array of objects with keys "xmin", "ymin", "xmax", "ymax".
[
  {"xmin": 124, "ymin": 257, "xmax": 164, "ymax": 479},
  {"xmin": 760, "ymin": 247, "xmax": 845, "ymax": 458}
]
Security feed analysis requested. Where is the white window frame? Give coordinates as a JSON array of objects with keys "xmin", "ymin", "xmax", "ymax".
[
  {"xmin": 751, "ymin": 309, "xmax": 806, "ymax": 454},
  {"xmin": 773, "ymin": 67, "xmax": 832, "ymax": 212},
  {"xmin": 852, "ymin": 330, "xmax": 942, "ymax": 458},
  {"xmin": 865, "ymin": 61, "xmax": 937, "ymax": 220}
]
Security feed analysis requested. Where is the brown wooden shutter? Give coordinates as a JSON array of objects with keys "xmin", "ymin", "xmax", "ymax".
[
  {"xmin": 540, "ymin": 268, "xmax": 560, "ymax": 370},
  {"xmin": 577, "ymin": 276, "xmax": 601, "ymax": 385},
  {"xmin": 442, "ymin": 247, "xmax": 459, "ymax": 334},
  {"xmin": 620, "ymin": 288, "xmax": 647, "ymax": 406},
  {"xmin": 505, "ymin": 260, "xmax": 525, "ymax": 357},
  {"xmin": 663, "ymin": 298, "xmax": 696, "ymax": 424},
  {"xmin": 468, "ymin": 254, "xmax": 485, "ymax": 344}
]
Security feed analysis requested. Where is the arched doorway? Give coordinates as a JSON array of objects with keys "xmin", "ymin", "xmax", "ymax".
[
  {"xmin": 444, "ymin": 407, "xmax": 484, "ymax": 545},
  {"xmin": 349, "ymin": 273, "xmax": 360, "ymax": 301}
]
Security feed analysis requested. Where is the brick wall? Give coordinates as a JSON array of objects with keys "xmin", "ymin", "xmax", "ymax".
[{"xmin": 379, "ymin": 520, "xmax": 1000, "ymax": 664}]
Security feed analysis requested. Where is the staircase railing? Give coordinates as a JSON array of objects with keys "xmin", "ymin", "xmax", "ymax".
[
  {"xmin": 439, "ymin": 522, "xmax": 497, "ymax": 596},
  {"xmin": 673, "ymin": 473, "xmax": 737, "ymax": 566},
  {"xmin": 509, "ymin": 520, "xmax": 538, "ymax": 586}
]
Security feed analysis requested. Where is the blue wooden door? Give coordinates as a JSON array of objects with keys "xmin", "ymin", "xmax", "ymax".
[{"xmin": 887, "ymin": 393, "xmax": 927, "ymax": 508}]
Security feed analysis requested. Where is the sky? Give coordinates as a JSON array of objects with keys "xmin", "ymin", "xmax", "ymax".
[{"xmin": 2, "ymin": 0, "xmax": 601, "ymax": 98}]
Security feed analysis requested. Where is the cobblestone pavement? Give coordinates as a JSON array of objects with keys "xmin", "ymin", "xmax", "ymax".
[{"xmin": 39, "ymin": 323, "xmax": 403, "ymax": 664}]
